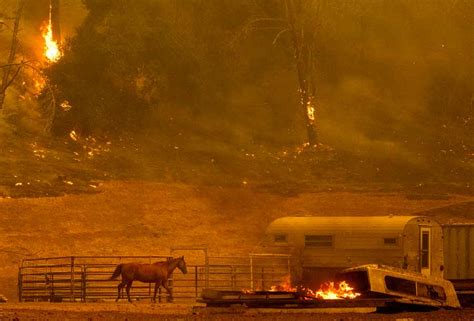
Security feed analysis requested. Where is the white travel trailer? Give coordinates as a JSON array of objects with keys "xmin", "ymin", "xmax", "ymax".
[{"xmin": 263, "ymin": 216, "xmax": 444, "ymax": 286}]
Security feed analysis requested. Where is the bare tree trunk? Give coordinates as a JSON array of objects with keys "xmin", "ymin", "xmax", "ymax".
[
  {"xmin": 285, "ymin": 0, "xmax": 318, "ymax": 146},
  {"xmin": 51, "ymin": 0, "xmax": 61, "ymax": 44},
  {"xmin": 0, "ymin": 0, "xmax": 25, "ymax": 110}
]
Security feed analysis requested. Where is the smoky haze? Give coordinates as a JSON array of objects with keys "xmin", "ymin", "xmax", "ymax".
[{"xmin": 1, "ymin": 0, "xmax": 473, "ymax": 189}]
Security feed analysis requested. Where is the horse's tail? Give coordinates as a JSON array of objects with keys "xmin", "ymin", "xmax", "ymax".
[{"xmin": 109, "ymin": 264, "xmax": 123, "ymax": 280}]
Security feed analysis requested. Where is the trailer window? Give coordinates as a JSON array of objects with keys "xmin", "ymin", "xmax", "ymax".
[
  {"xmin": 384, "ymin": 237, "xmax": 397, "ymax": 245},
  {"xmin": 305, "ymin": 235, "xmax": 333, "ymax": 247},
  {"xmin": 385, "ymin": 276, "xmax": 416, "ymax": 295},
  {"xmin": 274, "ymin": 234, "xmax": 287, "ymax": 243}
]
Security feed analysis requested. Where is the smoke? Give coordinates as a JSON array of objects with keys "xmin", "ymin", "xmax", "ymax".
[
  {"xmin": 304, "ymin": 0, "xmax": 474, "ymax": 170},
  {"xmin": 317, "ymin": 76, "xmax": 419, "ymax": 163},
  {"xmin": 0, "ymin": 115, "xmax": 15, "ymax": 139},
  {"xmin": 1, "ymin": 0, "xmax": 471, "ymax": 184}
]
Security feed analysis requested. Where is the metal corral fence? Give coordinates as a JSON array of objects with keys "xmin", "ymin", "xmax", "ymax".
[
  {"xmin": 205, "ymin": 254, "xmax": 292, "ymax": 292},
  {"xmin": 18, "ymin": 254, "xmax": 292, "ymax": 302}
]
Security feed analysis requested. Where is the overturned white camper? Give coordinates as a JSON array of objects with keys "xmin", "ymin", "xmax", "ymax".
[{"xmin": 338, "ymin": 264, "xmax": 460, "ymax": 309}]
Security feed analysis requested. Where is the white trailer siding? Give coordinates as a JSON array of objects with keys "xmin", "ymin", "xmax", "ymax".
[{"xmin": 264, "ymin": 216, "xmax": 444, "ymax": 279}]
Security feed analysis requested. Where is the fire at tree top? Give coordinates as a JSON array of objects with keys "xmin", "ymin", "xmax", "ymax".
[{"xmin": 42, "ymin": 4, "xmax": 61, "ymax": 63}]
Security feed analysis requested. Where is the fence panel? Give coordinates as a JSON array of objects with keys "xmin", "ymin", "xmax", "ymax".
[
  {"xmin": 206, "ymin": 254, "xmax": 292, "ymax": 291},
  {"xmin": 19, "ymin": 254, "xmax": 293, "ymax": 302}
]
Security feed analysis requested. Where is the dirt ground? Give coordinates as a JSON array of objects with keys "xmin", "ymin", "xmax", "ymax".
[
  {"xmin": 0, "ymin": 180, "xmax": 473, "ymax": 302},
  {"xmin": 0, "ymin": 303, "xmax": 474, "ymax": 321}
]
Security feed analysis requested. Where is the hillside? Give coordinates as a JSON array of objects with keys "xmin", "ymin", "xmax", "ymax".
[{"xmin": 1, "ymin": 180, "xmax": 473, "ymax": 301}]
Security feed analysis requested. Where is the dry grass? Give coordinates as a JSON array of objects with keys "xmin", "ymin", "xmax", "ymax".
[{"xmin": 0, "ymin": 180, "xmax": 473, "ymax": 301}]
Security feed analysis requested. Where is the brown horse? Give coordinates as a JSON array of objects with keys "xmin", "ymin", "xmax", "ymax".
[{"xmin": 109, "ymin": 256, "xmax": 187, "ymax": 302}]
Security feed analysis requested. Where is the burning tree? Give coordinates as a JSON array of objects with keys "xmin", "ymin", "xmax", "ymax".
[
  {"xmin": 43, "ymin": 0, "xmax": 61, "ymax": 63},
  {"xmin": 0, "ymin": 0, "xmax": 62, "ymax": 134},
  {"xmin": 0, "ymin": 0, "xmax": 25, "ymax": 110},
  {"xmin": 285, "ymin": 0, "xmax": 318, "ymax": 146},
  {"xmin": 241, "ymin": 0, "xmax": 320, "ymax": 146}
]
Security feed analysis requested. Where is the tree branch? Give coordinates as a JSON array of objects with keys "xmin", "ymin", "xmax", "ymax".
[
  {"xmin": 272, "ymin": 28, "xmax": 289, "ymax": 45},
  {"xmin": 0, "ymin": 64, "xmax": 22, "ymax": 95}
]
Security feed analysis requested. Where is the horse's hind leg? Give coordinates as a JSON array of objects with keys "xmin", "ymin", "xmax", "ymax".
[
  {"xmin": 153, "ymin": 282, "xmax": 160, "ymax": 303},
  {"xmin": 125, "ymin": 281, "xmax": 133, "ymax": 302},
  {"xmin": 161, "ymin": 280, "xmax": 173, "ymax": 303},
  {"xmin": 116, "ymin": 282, "xmax": 126, "ymax": 302}
]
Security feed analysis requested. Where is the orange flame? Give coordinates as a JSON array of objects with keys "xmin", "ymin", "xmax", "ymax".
[
  {"xmin": 42, "ymin": 4, "xmax": 61, "ymax": 62},
  {"xmin": 265, "ymin": 276, "xmax": 361, "ymax": 300},
  {"xmin": 270, "ymin": 275, "xmax": 296, "ymax": 292},
  {"xmin": 314, "ymin": 281, "xmax": 361, "ymax": 300}
]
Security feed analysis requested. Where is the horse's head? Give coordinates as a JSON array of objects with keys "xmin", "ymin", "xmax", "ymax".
[{"xmin": 177, "ymin": 256, "xmax": 188, "ymax": 274}]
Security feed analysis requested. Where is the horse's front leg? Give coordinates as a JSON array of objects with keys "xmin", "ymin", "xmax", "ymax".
[
  {"xmin": 161, "ymin": 280, "xmax": 173, "ymax": 302},
  {"xmin": 125, "ymin": 281, "xmax": 133, "ymax": 303},
  {"xmin": 153, "ymin": 282, "xmax": 160, "ymax": 303}
]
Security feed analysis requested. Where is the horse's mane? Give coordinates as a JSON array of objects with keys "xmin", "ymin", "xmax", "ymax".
[{"xmin": 152, "ymin": 257, "xmax": 180, "ymax": 265}]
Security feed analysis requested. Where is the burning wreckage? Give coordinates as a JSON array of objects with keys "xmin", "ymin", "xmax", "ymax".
[{"xmin": 200, "ymin": 264, "xmax": 461, "ymax": 310}]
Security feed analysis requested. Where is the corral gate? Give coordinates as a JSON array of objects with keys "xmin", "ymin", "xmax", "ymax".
[{"xmin": 18, "ymin": 254, "xmax": 292, "ymax": 302}]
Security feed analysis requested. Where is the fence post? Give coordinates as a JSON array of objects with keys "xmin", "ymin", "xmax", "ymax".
[
  {"xmin": 70, "ymin": 256, "xmax": 75, "ymax": 302},
  {"xmin": 82, "ymin": 266, "xmax": 86, "ymax": 302},
  {"xmin": 148, "ymin": 256, "xmax": 152, "ymax": 301},
  {"xmin": 271, "ymin": 266, "xmax": 274, "ymax": 286},
  {"xmin": 231, "ymin": 266, "xmax": 236, "ymax": 290},
  {"xmin": 287, "ymin": 256, "xmax": 291, "ymax": 278},
  {"xmin": 50, "ymin": 272, "xmax": 55, "ymax": 300},
  {"xmin": 205, "ymin": 250, "xmax": 209, "ymax": 288},
  {"xmin": 195, "ymin": 266, "xmax": 198, "ymax": 298},
  {"xmin": 168, "ymin": 276, "xmax": 173, "ymax": 302},
  {"xmin": 17, "ymin": 268, "xmax": 22, "ymax": 302},
  {"xmin": 250, "ymin": 256, "xmax": 254, "ymax": 290}
]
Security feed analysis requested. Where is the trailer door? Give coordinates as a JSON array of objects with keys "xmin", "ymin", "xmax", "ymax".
[{"xmin": 420, "ymin": 227, "xmax": 431, "ymax": 276}]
